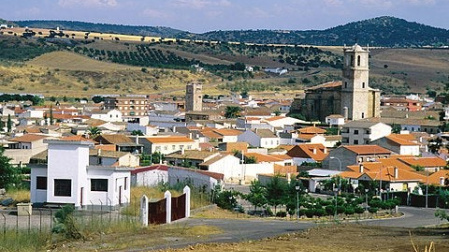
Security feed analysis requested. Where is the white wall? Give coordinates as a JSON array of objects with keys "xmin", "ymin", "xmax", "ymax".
[
  {"xmin": 260, "ymin": 137, "xmax": 279, "ymax": 149},
  {"xmin": 132, "ymin": 169, "xmax": 168, "ymax": 187},
  {"xmin": 207, "ymin": 155, "xmax": 241, "ymax": 181},
  {"xmin": 400, "ymin": 145, "xmax": 420, "ymax": 156},
  {"xmin": 46, "ymin": 141, "xmax": 91, "ymax": 207},
  {"xmin": 168, "ymin": 167, "xmax": 219, "ymax": 191},
  {"xmin": 243, "ymin": 163, "xmax": 274, "ymax": 181},
  {"xmin": 30, "ymin": 166, "xmax": 47, "ymax": 204}
]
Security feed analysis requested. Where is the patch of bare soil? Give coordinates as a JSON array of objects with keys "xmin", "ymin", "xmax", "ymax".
[{"xmin": 163, "ymin": 224, "xmax": 449, "ymax": 252}]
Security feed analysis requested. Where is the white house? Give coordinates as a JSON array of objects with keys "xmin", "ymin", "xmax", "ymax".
[
  {"xmin": 199, "ymin": 154, "xmax": 241, "ymax": 182},
  {"xmin": 30, "ymin": 139, "xmax": 132, "ymax": 209},
  {"xmin": 237, "ymin": 129, "xmax": 279, "ymax": 148},
  {"xmin": 138, "ymin": 136, "xmax": 199, "ymax": 155},
  {"xmin": 341, "ymin": 120, "xmax": 392, "ymax": 145},
  {"xmin": 372, "ymin": 134, "xmax": 420, "ymax": 156},
  {"xmin": 90, "ymin": 109, "xmax": 123, "ymax": 122},
  {"xmin": 325, "ymin": 114, "xmax": 345, "ymax": 127}
]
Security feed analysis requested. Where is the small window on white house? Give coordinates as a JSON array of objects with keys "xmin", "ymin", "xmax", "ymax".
[
  {"xmin": 36, "ymin": 176, "xmax": 47, "ymax": 190},
  {"xmin": 54, "ymin": 179, "xmax": 71, "ymax": 197},
  {"xmin": 91, "ymin": 179, "xmax": 108, "ymax": 192}
]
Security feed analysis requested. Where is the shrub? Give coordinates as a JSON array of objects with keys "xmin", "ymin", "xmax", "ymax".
[
  {"xmin": 315, "ymin": 208, "xmax": 326, "ymax": 217},
  {"xmin": 344, "ymin": 207, "xmax": 355, "ymax": 215},
  {"xmin": 336, "ymin": 205, "xmax": 346, "ymax": 214},
  {"xmin": 325, "ymin": 205, "xmax": 335, "ymax": 215},
  {"xmin": 368, "ymin": 207, "xmax": 378, "ymax": 214},
  {"xmin": 52, "ymin": 205, "xmax": 83, "ymax": 240},
  {"xmin": 354, "ymin": 206, "xmax": 365, "ymax": 214},
  {"xmin": 299, "ymin": 208, "xmax": 306, "ymax": 217},
  {"xmin": 276, "ymin": 211, "xmax": 287, "ymax": 217},
  {"xmin": 305, "ymin": 208, "xmax": 315, "ymax": 218}
]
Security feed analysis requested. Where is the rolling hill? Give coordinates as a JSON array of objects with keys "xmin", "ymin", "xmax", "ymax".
[{"xmin": 10, "ymin": 16, "xmax": 449, "ymax": 47}]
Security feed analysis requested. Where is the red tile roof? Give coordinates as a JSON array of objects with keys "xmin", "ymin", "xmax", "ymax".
[{"xmin": 344, "ymin": 145, "xmax": 391, "ymax": 155}]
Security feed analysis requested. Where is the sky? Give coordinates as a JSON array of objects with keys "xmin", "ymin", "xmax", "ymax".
[{"xmin": 1, "ymin": 0, "xmax": 448, "ymax": 33}]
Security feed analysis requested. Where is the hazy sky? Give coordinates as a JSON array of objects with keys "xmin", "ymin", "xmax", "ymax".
[{"xmin": 1, "ymin": 0, "xmax": 447, "ymax": 33}]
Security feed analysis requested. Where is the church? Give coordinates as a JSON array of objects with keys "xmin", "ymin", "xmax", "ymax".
[{"xmin": 291, "ymin": 44, "xmax": 381, "ymax": 122}]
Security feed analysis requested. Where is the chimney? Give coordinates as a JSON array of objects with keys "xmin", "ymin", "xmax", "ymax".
[
  {"xmin": 440, "ymin": 177, "xmax": 445, "ymax": 186},
  {"xmin": 97, "ymin": 148, "xmax": 102, "ymax": 156},
  {"xmin": 287, "ymin": 173, "xmax": 291, "ymax": 184},
  {"xmin": 394, "ymin": 167, "xmax": 398, "ymax": 179},
  {"xmin": 359, "ymin": 164, "xmax": 364, "ymax": 173},
  {"xmin": 172, "ymin": 126, "xmax": 176, "ymax": 132},
  {"xmin": 324, "ymin": 148, "xmax": 327, "ymax": 154},
  {"xmin": 181, "ymin": 147, "xmax": 184, "ymax": 155}
]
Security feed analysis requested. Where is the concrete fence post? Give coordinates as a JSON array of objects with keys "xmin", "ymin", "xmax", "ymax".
[
  {"xmin": 183, "ymin": 186, "xmax": 191, "ymax": 218},
  {"xmin": 165, "ymin": 191, "xmax": 172, "ymax": 224},
  {"xmin": 140, "ymin": 195, "xmax": 149, "ymax": 227}
]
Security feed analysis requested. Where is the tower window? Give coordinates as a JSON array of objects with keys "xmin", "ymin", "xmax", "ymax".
[
  {"xmin": 362, "ymin": 82, "xmax": 365, "ymax": 88},
  {"xmin": 350, "ymin": 55, "xmax": 354, "ymax": 66},
  {"xmin": 344, "ymin": 82, "xmax": 347, "ymax": 88},
  {"xmin": 357, "ymin": 55, "xmax": 361, "ymax": 66},
  {"xmin": 361, "ymin": 112, "xmax": 365, "ymax": 118}
]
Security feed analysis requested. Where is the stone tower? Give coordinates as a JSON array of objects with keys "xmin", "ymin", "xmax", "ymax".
[
  {"xmin": 340, "ymin": 44, "xmax": 380, "ymax": 120},
  {"xmin": 185, "ymin": 82, "xmax": 202, "ymax": 112}
]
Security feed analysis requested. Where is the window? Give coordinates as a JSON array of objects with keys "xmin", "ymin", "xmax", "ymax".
[
  {"xmin": 36, "ymin": 176, "xmax": 47, "ymax": 190},
  {"xmin": 54, "ymin": 179, "xmax": 71, "ymax": 197},
  {"xmin": 357, "ymin": 55, "xmax": 361, "ymax": 66},
  {"xmin": 354, "ymin": 130, "xmax": 359, "ymax": 135},
  {"xmin": 362, "ymin": 82, "xmax": 365, "ymax": 88},
  {"xmin": 124, "ymin": 177, "xmax": 128, "ymax": 190},
  {"xmin": 350, "ymin": 55, "xmax": 354, "ymax": 66},
  {"xmin": 344, "ymin": 82, "xmax": 348, "ymax": 88},
  {"xmin": 354, "ymin": 140, "xmax": 359, "ymax": 144},
  {"xmin": 91, "ymin": 179, "xmax": 108, "ymax": 192}
]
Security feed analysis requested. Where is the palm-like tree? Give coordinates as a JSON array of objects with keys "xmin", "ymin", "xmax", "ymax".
[{"xmin": 87, "ymin": 126, "xmax": 102, "ymax": 138}]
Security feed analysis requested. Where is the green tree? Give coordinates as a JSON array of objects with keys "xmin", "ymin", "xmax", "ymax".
[
  {"xmin": 246, "ymin": 180, "xmax": 267, "ymax": 211},
  {"xmin": 265, "ymin": 176, "xmax": 288, "ymax": 214},
  {"xmin": 325, "ymin": 127, "xmax": 339, "ymax": 135},
  {"xmin": 225, "ymin": 106, "xmax": 242, "ymax": 118},
  {"xmin": 6, "ymin": 114, "xmax": 12, "ymax": 133},
  {"xmin": 391, "ymin": 123, "xmax": 401, "ymax": 134},
  {"xmin": 151, "ymin": 151, "xmax": 164, "ymax": 164},
  {"xmin": 87, "ymin": 126, "xmax": 102, "ymax": 138},
  {"xmin": 244, "ymin": 155, "xmax": 257, "ymax": 164},
  {"xmin": 131, "ymin": 130, "xmax": 144, "ymax": 136},
  {"xmin": 0, "ymin": 147, "xmax": 20, "ymax": 188}
]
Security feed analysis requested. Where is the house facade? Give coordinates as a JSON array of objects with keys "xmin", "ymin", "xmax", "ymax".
[{"xmin": 30, "ymin": 140, "xmax": 132, "ymax": 208}]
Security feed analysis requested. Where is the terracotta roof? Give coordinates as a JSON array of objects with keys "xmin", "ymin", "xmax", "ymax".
[
  {"xmin": 264, "ymin": 116, "xmax": 285, "ymax": 122},
  {"xmin": 94, "ymin": 134, "xmax": 133, "ymax": 144},
  {"xmin": 298, "ymin": 126, "xmax": 326, "ymax": 134},
  {"xmin": 23, "ymin": 126, "xmax": 42, "ymax": 134},
  {"xmin": 398, "ymin": 157, "xmax": 447, "ymax": 168},
  {"xmin": 244, "ymin": 153, "xmax": 283, "ymax": 163},
  {"xmin": 60, "ymin": 135, "xmax": 96, "ymax": 142},
  {"xmin": 347, "ymin": 158, "xmax": 415, "ymax": 173},
  {"xmin": 277, "ymin": 145, "xmax": 296, "ymax": 151},
  {"xmin": 199, "ymin": 142, "xmax": 215, "ymax": 151},
  {"xmin": 428, "ymin": 170, "xmax": 449, "ymax": 186},
  {"xmin": 343, "ymin": 163, "xmax": 427, "ymax": 182},
  {"xmin": 146, "ymin": 136, "xmax": 194, "ymax": 144},
  {"xmin": 10, "ymin": 134, "xmax": 47, "ymax": 142},
  {"xmin": 213, "ymin": 129, "xmax": 242, "ymax": 136},
  {"xmin": 386, "ymin": 134, "xmax": 418, "ymax": 146},
  {"xmin": 201, "ymin": 131, "xmax": 222, "ymax": 139},
  {"xmin": 287, "ymin": 143, "xmax": 328, "ymax": 161},
  {"xmin": 219, "ymin": 142, "xmax": 248, "ymax": 152},
  {"xmin": 343, "ymin": 145, "xmax": 391, "ymax": 155},
  {"xmin": 94, "ymin": 144, "xmax": 116, "ymax": 151}
]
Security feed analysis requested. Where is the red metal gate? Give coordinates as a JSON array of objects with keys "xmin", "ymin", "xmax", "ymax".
[
  {"xmin": 148, "ymin": 198, "xmax": 167, "ymax": 224},
  {"xmin": 171, "ymin": 194, "xmax": 186, "ymax": 221}
]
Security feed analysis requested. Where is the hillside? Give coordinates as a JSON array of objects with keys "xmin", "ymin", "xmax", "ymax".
[
  {"xmin": 187, "ymin": 17, "xmax": 449, "ymax": 47},
  {"xmin": 9, "ymin": 16, "xmax": 449, "ymax": 47},
  {"xmin": 13, "ymin": 20, "xmax": 184, "ymax": 38}
]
